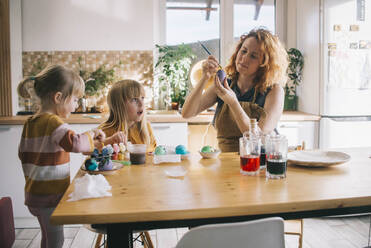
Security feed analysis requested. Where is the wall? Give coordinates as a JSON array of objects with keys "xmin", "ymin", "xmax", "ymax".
[
  {"xmin": 10, "ymin": 0, "xmax": 22, "ymax": 115},
  {"xmin": 21, "ymin": 0, "xmax": 154, "ymax": 51},
  {"xmin": 10, "ymin": 0, "xmax": 155, "ymax": 115},
  {"xmin": 293, "ymin": 0, "xmax": 321, "ymax": 115}
]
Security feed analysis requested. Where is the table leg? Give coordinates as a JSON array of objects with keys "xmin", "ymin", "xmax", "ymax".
[{"xmin": 107, "ymin": 224, "xmax": 133, "ymax": 248}]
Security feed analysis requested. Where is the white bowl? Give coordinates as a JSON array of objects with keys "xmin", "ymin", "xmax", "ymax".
[{"xmin": 199, "ymin": 149, "xmax": 221, "ymax": 159}]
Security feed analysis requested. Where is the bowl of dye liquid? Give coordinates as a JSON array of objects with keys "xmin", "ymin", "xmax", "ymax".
[{"xmin": 199, "ymin": 145, "xmax": 220, "ymax": 159}]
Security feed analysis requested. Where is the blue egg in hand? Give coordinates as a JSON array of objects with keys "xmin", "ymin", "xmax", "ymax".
[
  {"xmin": 175, "ymin": 145, "xmax": 188, "ymax": 155},
  {"xmin": 217, "ymin": 69, "xmax": 226, "ymax": 82}
]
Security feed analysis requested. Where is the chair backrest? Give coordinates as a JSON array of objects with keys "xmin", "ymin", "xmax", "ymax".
[
  {"xmin": 0, "ymin": 197, "xmax": 15, "ymax": 248},
  {"xmin": 175, "ymin": 217, "xmax": 285, "ymax": 248}
]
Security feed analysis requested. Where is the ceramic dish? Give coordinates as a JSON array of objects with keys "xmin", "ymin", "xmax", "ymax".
[
  {"xmin": 80, "ymin": 161, "xmax": 123, "ymax": 174},
  {"xmin": 287, "ymin": 150, "xmax": 351, "ymax": 167},
  {"xmin": 199, "ymin": 149, "xmax": 221, "ymax": 159}
]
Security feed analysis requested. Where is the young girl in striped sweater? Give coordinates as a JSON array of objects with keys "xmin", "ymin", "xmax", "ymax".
[{"xmin": 17, "ymin": 65, "xmax": 123, "ymax": 248}]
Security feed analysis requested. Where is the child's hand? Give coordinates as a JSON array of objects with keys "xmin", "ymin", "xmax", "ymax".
[
  {"xmin": 92, "ymin": 129, "xmax": 106, "ymax": 142},
  {"xmin": 105, "ymin": 131, "xmax": 126, "ymax": 146}
]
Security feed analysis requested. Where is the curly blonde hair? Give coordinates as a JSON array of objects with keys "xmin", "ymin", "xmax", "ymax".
[{"xmin": 225, "ymin": 28, "xmax": 288, "ymax": 93}]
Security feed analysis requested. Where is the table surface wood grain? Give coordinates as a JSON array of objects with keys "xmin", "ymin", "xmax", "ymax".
[{"xmin": 51, "ymin": 147, "xmax": 371, "ymax": 225}]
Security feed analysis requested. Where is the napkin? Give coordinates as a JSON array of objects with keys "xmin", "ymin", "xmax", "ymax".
[
  {"xmin": 153, "ymin": 154, "xmax": 181, "ymax": 164},
  {"xmin": 68, "ymin": 174, "xmax": 112, "ymax": 202}
]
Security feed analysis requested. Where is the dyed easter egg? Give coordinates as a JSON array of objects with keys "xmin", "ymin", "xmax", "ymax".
[
  {"xmin": 175, "ymin": 145, "xmax": 188, "ymax": 155},
  {"xmin": 217, "ymin": 69, "xmax": 226, "ymax": 82},
  {"xmin": 91, "ymin": 148, "xmax": 99, "ymax": 158},
  {"xmin": 154, "ymin": 145, "xmax": 167, "ymax": 155},
  {"xmin": 105, "ymin": 145, "xmax": 114, "ymax": 155},
  {"xmin": 113, "ymin": 143, "xmax": 120, "ymax": 153},
  {"xmin": 102, "ymin": 147, "xmax": 109, "ymax": 157},
  {"xmin": 201, "ymin": 145, "xmax": 215, "ymax": 153},
  {"xmin": 85, "ymin": 158, "xmax": 98, "ymax": 171},
  {"xmin": 102, "ymin": 159, "xmax": 113, "ymax": 171}
]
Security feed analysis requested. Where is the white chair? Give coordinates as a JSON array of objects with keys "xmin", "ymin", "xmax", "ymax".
[{"xmin": 175, "ymin": 217, "xmax": 285, "ymax": 248}]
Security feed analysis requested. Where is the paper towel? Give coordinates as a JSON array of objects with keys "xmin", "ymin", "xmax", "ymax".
[{"xmin": 68, "ymin": 174, "xmax": 112, "ymax": 202}]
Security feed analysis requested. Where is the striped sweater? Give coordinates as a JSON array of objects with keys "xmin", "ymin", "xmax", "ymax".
[{"xmin": 18, "ymin": 113, "xmax": 94, "ymax": 208}]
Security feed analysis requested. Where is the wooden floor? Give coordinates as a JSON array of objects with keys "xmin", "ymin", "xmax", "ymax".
[{"xmin": 13, "ymin": 216, "xmax": 371, "ymax": 248}]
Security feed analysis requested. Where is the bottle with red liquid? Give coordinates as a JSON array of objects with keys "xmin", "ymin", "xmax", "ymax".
[
  {"xmin": 246, "ymin": 119, "xmax": 266, "ymax": 169},
  {"xmin": 239, "ymin": 134, "xmax": 261, "ymax": 176}
]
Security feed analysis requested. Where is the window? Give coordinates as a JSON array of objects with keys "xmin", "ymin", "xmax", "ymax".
[
  {"xmin": 233, "ymin": 0, "xmax": 276, "ymax": 38},
  {"xmin": 166, "ymin": 0, "xmax": 221, "ymax": 63},
  {"xmin": 158, "ymin": 0, "xmax": 283, "ymax": 66}
]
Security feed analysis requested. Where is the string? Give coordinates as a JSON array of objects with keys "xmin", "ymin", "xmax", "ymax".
[{"xmin": 202, "ymin": 121, "xmax": 213, "ymax": 147}]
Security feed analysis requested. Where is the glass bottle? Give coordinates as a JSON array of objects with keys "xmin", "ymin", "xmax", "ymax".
[{"xmin": 248, "ymin": 119, "xmax": 266, "ymax": 169}]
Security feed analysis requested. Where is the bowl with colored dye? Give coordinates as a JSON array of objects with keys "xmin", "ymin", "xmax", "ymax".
[{"xmin": 199, "ymin": 145, "xmax": 220, "ymax": 159}]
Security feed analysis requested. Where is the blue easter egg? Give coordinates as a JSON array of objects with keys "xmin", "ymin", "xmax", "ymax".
[
  {"xmin": 175, "ymin": 145, "xmax": 188, "ymax": 155},
  {"xmin": 102, "ymin": 147, "xmax": 109, "ymax": 156},
  {"xmin": 217, "ymin": 69, "xmax": 226, "ymax": 82},
  {"xmin": 85, "ymin": 158, "xmax": 98, "ymax": 171},
  {"xmin": 91, "ymin": 148, "xmax": 99, "ymax": 158}
]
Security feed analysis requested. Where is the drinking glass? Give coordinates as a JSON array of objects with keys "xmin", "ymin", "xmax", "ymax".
[
  {"xmin": 239, "ymin": 137, "xmax": 261, "ymax": 175},
  {"xmin": 265, "ymin": 134, "xmax": 288, "ymax": 179},
  {"xmin": 127, "ymin": 144, "xmax": 147, "ymax": 165}
]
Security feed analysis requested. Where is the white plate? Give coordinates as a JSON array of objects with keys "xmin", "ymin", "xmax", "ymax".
[{"xmin": 287, "ymin": 150, "xmax": 351, "ymax": 167}]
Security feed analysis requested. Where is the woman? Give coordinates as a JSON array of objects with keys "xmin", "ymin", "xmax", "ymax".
[{"xmin": 182, "ymin": 28, "xmax": 288, "ymax": 152}]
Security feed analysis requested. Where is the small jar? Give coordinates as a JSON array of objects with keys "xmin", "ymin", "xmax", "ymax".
[{"xmin": 265, "ymin": 134, "xmax": 288, "ymax": 179}]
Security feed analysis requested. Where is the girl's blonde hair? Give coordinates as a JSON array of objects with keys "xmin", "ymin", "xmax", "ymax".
[
  {"xmin": 101, "ymin": 80, "xmax": 150, "ymax": 145},
  {"xmin": 225, "ymin": 28, "xmax": 288, "ymax": 93},
  {"xmin": 17, "ymin": 64, "xmax": 84, "ymax": 104}
]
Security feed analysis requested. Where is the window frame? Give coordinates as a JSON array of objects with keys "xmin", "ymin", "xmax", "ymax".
[{"xmin": 155, "ymin": 0, "xmax": 287, "ymax": 67}]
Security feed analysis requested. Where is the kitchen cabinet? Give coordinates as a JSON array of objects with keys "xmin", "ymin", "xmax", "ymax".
[
  {"xmin": 277, "ymin": 121, "xmax": 319, "ymax": 149},
  {"xmin": 0, "ymin": 125, "xmax": 29, "ymax": 226}
]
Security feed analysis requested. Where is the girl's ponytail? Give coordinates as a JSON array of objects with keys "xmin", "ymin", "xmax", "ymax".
[
  {"xmin": 17, "ymin": 77, "xmax": 35, "ymax": 99},
  {"xmin": 17, "ymin": 65, "xmax": 84, "ymax": 104}
]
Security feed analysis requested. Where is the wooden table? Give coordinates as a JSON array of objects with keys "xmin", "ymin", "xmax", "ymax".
[{"xmin": 51, "ymin": 147, "xmax": 371, "ymax": 248}]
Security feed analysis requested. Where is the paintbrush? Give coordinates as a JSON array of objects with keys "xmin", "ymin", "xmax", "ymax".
[
  {"xmin": 197, "ymin": 41, "xmax": 222, "ymax": 69},
  {"xmin": 197, "ymin": 41, "xmax": 226, "ymax": 82}
]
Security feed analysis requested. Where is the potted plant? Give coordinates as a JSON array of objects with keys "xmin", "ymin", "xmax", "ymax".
[
  {"xmin": 78, "ymin": 57, "xmax": 121, "ymax": 112},
  {"xmin": 284, "ymin": 48, "xmax": 304, "ymax": 111},
  {"xmin": 155, "ymin": 44, "xmax": 195, "ymax": 110}
]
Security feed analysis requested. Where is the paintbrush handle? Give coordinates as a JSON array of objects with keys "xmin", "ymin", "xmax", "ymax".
[{"xmin": 198, "ymin": 41, "xmax": 223, "ymax": 70}]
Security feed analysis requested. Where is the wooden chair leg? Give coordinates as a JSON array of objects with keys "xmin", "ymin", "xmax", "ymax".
[
  {"xmin": 95, "ymin": 233, "xmax": 103, "ymax": 248},
  {"xmin": 284, "ymin": 219, "xmax": 303, "ymax": 248},
  {"xmin": 140, "ymin": 231, "xmax": 154, "ymax": 248},
  {"xmin": 299, "ymin": 219, "xmax": 303, "ymax": 248}
]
